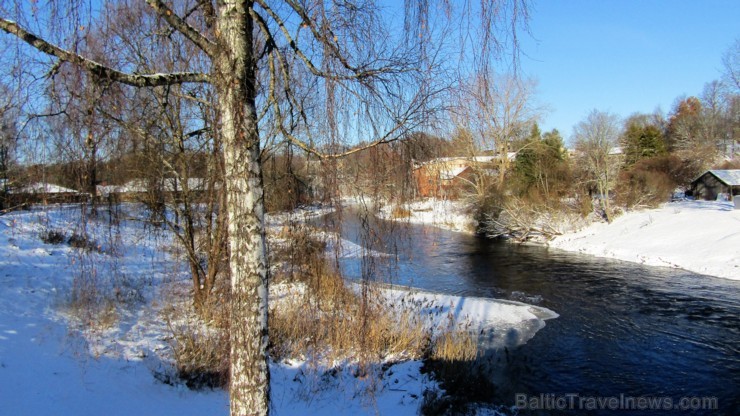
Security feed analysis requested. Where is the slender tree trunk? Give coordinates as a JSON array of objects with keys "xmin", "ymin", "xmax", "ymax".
[{"xmin": 215, "ymin": 2, "xmax": 270, "ymax": 415}]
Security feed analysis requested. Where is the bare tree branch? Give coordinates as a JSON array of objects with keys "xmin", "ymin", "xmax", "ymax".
[
  {"xmin": 144, "ymin": 0, "xmax": 216, "ymax": 57},
  {"xmin": 254, "ymin": 0, "xmax": 404, "ymax": 81},
  {"xmin": 0, "ymin": 18, "xmax": 210, "ymax": 87}
]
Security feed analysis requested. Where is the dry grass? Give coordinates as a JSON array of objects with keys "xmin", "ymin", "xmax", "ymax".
[
  {"xmin": 430, "ymin": 328, "xmax": 478, "ymax": 363},
  {"xmin": 390, "ymin": 205, "xmax": 412, "ymax": 219},
  {"xmin": 269, "ymin": 274, "xmax": 434, "ymax": 363},
  {"xmin": 269, "ymin": 227, "xmax": 479, "ymax": 366},
  {"xmin": 163, "ymin": 301, "xmax": 230, "ymax": 389},
  {"xmin": 63, "ymin": 255, "xmax": 119, "ymax": 332},
  {"xmin": 159, "ymin": 262, "xmax": 232, "ymax": 389},
  {"xmin": 42, "ymin": 223, "xmax": 117, "ymax": 330},
  {"xmin": 165, "ymin": 224, "xmax": 479, "ymax": 389}
]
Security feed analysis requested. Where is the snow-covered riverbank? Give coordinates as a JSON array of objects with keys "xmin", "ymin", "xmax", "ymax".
[
  {"xmin": 378, "ymin": 198, "xmax": 477, "ymax": 234},
  {"xmin": 380, "ymin": 198, "xmax": 740, "ymax": 280},
  {"xmin": 549, "ymin": 200, "xmax": 740, "ymax": 280},
  {"xmin": 0, "ymin": 204, "xmax": 551, "ymax": 415}
]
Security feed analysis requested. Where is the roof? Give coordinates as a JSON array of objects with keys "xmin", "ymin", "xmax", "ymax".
[
  {"xmin": 413, "ymin": 155, "xmax": 497, "ymax": 169},
  {"xmin": 439, "ymin": 166, "xmax": 470, "ymax": 180},
  {"xmin": 97, "ymin": 178, "xmax": 213, "ymax": 195},
  {"xmin": 14, "ymin": 182, "xmax": 80, "ymax": 194},
  {"xmin": 693, "ymin": 170, "xmax": 740, "ymax": 186}
]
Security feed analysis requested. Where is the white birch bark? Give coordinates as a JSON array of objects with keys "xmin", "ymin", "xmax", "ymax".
[{"xmin": 214, "ymin": 1, "xmax": 270, "ymax": 415}]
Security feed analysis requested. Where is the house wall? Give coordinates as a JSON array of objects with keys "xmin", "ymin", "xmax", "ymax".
[
  {"xmin": 414, "ymin": 166, "xmax": 460, "ymax": 198},
  {"xmin": 413, "ymin": 160, "xmax": 479, "ymax": 199},
  {"xmin": 413, "ymin": 167, "xmax": 436, "ymax": 197},
  {"xmin": 692, "ymin": 173, "xmax": 730, "ymax": 200}
]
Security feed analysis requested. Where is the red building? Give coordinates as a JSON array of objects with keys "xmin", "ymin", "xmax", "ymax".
[{"xmin": 413, "ymin": 157, "xmax": 495, "ymax": 198}]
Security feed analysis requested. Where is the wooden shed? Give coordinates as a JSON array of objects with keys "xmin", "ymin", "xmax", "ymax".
[{"xmin": 690, "ymin": 170, "xmax": 740, "ymax": 201}]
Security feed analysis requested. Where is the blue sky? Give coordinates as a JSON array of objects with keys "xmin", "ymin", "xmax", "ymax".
[{"xmin": 518, "ymin": 0, "xmax": 739, "ymax": 140}]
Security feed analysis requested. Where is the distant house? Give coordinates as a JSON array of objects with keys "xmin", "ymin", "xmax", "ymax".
[
  {"xmin": 9, "ymin": 182, "xmax": 88, "ymax": 205},
  {"xmin": 413, "ymin": 156, "xmax": 496, "ymax": 198},
  {"xmin": 97, "ymin": 178, "xmax": 214, "ymax": 202},
  {"xmin": 690, "ymin": 170, "xmax": 740, "ymax": 201}
]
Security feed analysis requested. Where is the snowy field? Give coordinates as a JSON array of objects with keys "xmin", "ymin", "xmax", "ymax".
[
  {"xmin": 0, "ymin": 203, "xmax": 553, "ymax": 415},
  {"xmin": 549, "ymin": 200, "xmax": 740, "ymax": 280},
  {"xmin": 0, "ymin": 205, "xmax": 227, "ymax": 415}
]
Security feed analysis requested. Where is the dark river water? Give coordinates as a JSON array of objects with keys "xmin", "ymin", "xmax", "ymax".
[{"xmin": 313, "ymin": 208, "xmax": 740, "ymax": 415}]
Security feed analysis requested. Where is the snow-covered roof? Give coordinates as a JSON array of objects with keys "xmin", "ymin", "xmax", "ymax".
[
  {"xmin": 98, "ymin": 180, "xmax": 147, "ymax": 194},
  {"xmin": 97, "ymin": 178, "xmax": 212, "ymax": 195},
  {"xmin": 426, "ymin": 156, "xmax": 494, "ymax": 163},
  {"xmin": 14, "ymin": 182, "xmax": 80, "ymax": 194},
  {"xmin": 161, "ymin": 177, "xmax": 210, "ymax": 192},
  {"xmin": 413, "ymin": 155, "xmax": 497, "ymax": 169},
  {"xmin": 439, "ymin": 166, "xmax": 470, "ymax": 180},
  {"xmin": 694, "ymin": 170, "xmax": 740, "ymax": 186},
  {"xmin": 708, "ymin": 170, "xmax": 740, "ymax": 186}
]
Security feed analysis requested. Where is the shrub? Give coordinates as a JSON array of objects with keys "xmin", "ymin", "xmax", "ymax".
[
  {"xmin": 40, "ymin": 228, "xmax": 67, "ymax": 245},
  {"xmin": 67, "ymin": 232, "xmax": 102, "ymax": 253},
  {"xmin": 40, "ymin": 228, "xmax": 103, "ymax": 253},
  {"xmin": 616, "ymin": 155, "xmax": 688, "ymax": 208}
]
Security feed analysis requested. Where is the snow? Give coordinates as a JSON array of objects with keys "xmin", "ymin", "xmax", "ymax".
[
  {"xmin": 0, "ymin": 205, "xmax": 226, "ymax": 415},
  {"xmin": 372, "ymin": 285, "xmax": 557, "ymax": 350},
  {"xmin": 549, "ymin": 200, "xmax": 740, "ymax": 280},
  {"xmin": 379, "ymin": 198, "xmax": 477, "ymax": 234},
  {"xmin": 97, "ymin": 178, "xmax": 218, "ymax": 196},
  {"xmin": 0, "ymin": 203, "xmax": 548, "ymax": 415},
  {"xmin": 698, "ymin": 169, "xmax": 740, "ymax": 186},
  {"xmin": 378, "ymin": 198, "xmax": 739, "ymax": 280},
  {"xmin": 14, "ymin": 182, "xmax": 81, "ymax": 194},
  {"xmin": 265, "ymin": 204, "xmax": 334, "ymax": 227}
]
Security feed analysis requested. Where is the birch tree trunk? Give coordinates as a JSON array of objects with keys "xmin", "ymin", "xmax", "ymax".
[{"xmin": 214, "ymin": 1, "xmax": 270, "ymax": 414}]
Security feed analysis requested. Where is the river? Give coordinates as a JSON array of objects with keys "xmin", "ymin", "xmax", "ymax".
[{"xmin": 313, "ymin": 208, "xmax": 740, "ymax": 415}]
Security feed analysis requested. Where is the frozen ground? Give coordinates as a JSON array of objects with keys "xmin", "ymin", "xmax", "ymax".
[
  {"xmin": 549, "ymin": 200, "xmax": 740, "ymax": 280},
  {"xmin": 0, "ymin": 203, "xmax": 551, "ymax": 415}
]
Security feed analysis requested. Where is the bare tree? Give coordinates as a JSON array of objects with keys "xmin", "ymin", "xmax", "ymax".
[
  {"xmin": 0, "ymin": 92, "xmax": 18, "ymax": 209},
  {"xmin": 722, "ymin": 38, "xmax": 740, "ymax": 93},
  {"xmin": 456, "ymin": 71, "xmax": 542, "ymax": 187},
  {"xmin": 1, "ymin": 1, "xmax": 530, "ymax": 414},
  {"xmin": 44, "ymin": 62, "xmax": 126, "ymax": 206},
  {"xmin": 573, "ymin": 110, "xmax": 623, "ymax": 222}
]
